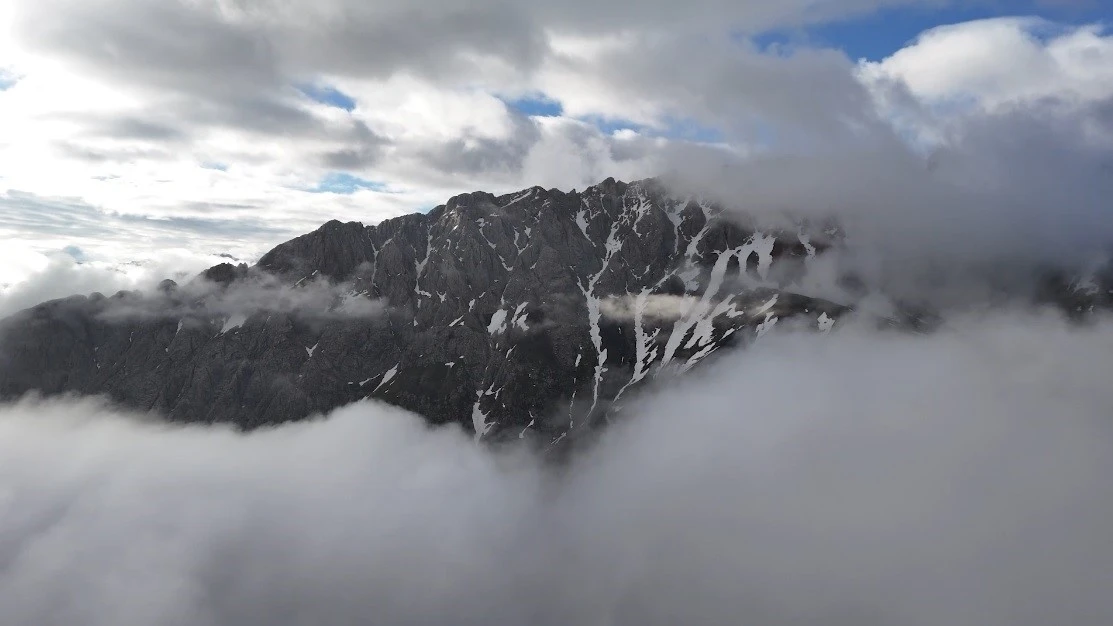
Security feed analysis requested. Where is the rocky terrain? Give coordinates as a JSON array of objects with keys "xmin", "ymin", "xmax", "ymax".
[{"xmin": 2, "ymin": 177, "xmax": 1107, "ymax": 447}]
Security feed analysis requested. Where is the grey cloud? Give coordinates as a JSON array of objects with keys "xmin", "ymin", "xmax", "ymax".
[
  {"xmin": 600, "ymin": 293, "xmax": 702, "ymax": 322},
  {"xmin": 15, "ymin": 1, "xmax": 393, "ymax": 169},
  {"xmin": 0, "ymin": 191, "xmax": 289, "ymax": 242},
  {"xmin": 108, "ymin": 118, "xmax": 187, "ymax": 141},
  {"xmin": 61, "ymin": 115, "xmax": 191, "ymax": 142},
  {"xmin": 414, "ymin": 114, "xmax": 542, "ymax": 177},
  {"xmin": 558, "ymin": 35, "xmax": 883, "ymax": 143},
  {"xmin": 0, "ymin": 257, "xmax": 139, "ymax": 319},
  {"xmin": 95, "ymin": 273, "xmax": 386, "ymax": 323},
  {"xmin": 11, "ymin": 0, "xmax": 944, "ymax": 114},
  {"xmin": 16, "ymin": 0, "xmax": 281, "ymax": 96},
  {"xmin": 2, "ymin": 0, "xmax": 969, "ymax": 201},
  {"xmin": 0, "ymin": 312, "xmax": 1111, "ymax": 624},
  {"xmin": 180, "ymin": 96, "xmax": 325, "ymax": 135},
  {"xmin": 0, "ymin": 253, "xmax": 219, "ymax": 319},
  {"xmin": 317, "ymin": 120, "xmax": 391, "ymax": 170},
  {"xmin": 657, "ymin": 94, "xmax": 1113, "ymax": 306},
  {"xmin": 320, "ymin": 145, "xmax": 384, "ymax": 170},
  {"xmin": 0, "ymin": 192, "xmax": 135, "ymax": 240},
  {"xmin": 55, "ymin": 141, "xmax": 178, "ymax": 164},
  {"xmin": 150, "ymin": 95, "xmax": 392, "ymax": 161},
  {"xmin": 529, "ymin": 0, "xmax": 951, "ymax": 34},
  {"xmin": 0, "ymin": 192, "xmax": 294, "ymax": 310},
  {"xmin": 276, "ymin": 4, "xmax": 550, "ymax": 81}
]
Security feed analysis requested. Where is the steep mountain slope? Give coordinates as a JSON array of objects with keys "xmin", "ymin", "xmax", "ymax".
[
  {"xmin": 0, "ymin": 178, "xmax": 849, "ymax": 444},
  {"xmin": 15, "ymin": 176, "xmax": 1098, "ymax": 445}
]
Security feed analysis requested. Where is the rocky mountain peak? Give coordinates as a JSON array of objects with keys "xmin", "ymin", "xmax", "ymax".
[{"xmin": 6, "ymin": 176, "xmax": 1105, "ymax": 449}]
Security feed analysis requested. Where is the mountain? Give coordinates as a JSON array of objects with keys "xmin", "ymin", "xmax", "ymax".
[{"xmin": 0, "ymin": 177, "xmax": 1105, "ymax": 447}]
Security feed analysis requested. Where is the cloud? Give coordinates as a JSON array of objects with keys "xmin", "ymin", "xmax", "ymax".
[
  {"xmin": 92, "ymin": 271, "xmax": 387, "ymax": 324},
  {"xmin": 0, "ymin": 245, "xmax": 238, "ymax": 319},
  {"xmin": 600, "ymin": 293, "xmax": 702, "ymax": 322},
  {"xmin": 536, "ymin": 32, "xmax": 882, "ymax": 145},
  {"xmin": 1, "ymin": 311, "xmax": 1112, "ymax": 625},
  {"xmin": 2, "ymin": 0, "xmax": 1112, "ymax": 305},
  {"xmin": 652, "ymin": 20, "xmax": 1113, "ymax": 307},
  {"xmin": 859, "ymin": 18, "xmax": 1113, "ymax": 111}
]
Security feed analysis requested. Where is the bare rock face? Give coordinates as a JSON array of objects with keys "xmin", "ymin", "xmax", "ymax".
[{"xmin": 0, "ymin": 177, "xmax": 916, "ymax": 446}]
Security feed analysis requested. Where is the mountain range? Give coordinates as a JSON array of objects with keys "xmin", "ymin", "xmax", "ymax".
[{"xmin": 1, "ymin": 177, "xmax": 1108, "ymax": 448}]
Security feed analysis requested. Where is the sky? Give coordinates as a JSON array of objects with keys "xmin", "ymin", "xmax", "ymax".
[{"xmin": 1, "ymin": 0, "xmax": 1112, "ymax": 309}]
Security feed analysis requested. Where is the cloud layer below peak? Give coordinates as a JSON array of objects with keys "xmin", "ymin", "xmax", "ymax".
[{"xmin": 2, "ymin": 312, "xmax": 1112, "ymax": 625}]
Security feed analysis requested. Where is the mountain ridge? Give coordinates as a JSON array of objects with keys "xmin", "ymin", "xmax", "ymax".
[{"xmin": 2, "ymin": 176, "xmax": 1103, "ymax": 446}]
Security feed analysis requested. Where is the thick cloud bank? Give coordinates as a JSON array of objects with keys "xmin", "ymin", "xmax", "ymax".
[{"xmin": 2, "ymin": 312, "xmax": 1112, "ymax": 625}]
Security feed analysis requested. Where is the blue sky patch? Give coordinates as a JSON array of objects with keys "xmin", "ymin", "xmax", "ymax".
[
  {"xmin": 501, "ymin": 94, "xmax": 564, "ymax": 117},
  {"xmin": 749, "ymin": 1, "xmax": 1111, "ymax": 62},
  {"xmin": 310, "ymin": 172, "xmax": 387, "ymax": 194},
  {"xmin": 296, "ymin": 83, "xmax": 357, "ymax": 112},
  {"xmin": 581, "ymin": 115, "xmax": 645, "ymax": 136},
  {"xmin": 201, "ymin": 161, "xmax": 228, "ymax": 172}
]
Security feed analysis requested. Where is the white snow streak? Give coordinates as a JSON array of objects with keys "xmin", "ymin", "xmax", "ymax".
[
  {"xmin": 487, "ymin": 308, "xmax": 508, "ymax": 335},
  {"xmin": 219, "ymin": 314, "xmax": 247, "ymax": 335},
  {"xmin": 818, "ymin": 312, "xmax": 835, "ymax": 333},
  {"xmin": 512, "ymin": 302, "xmax": 529, "ymax": 331},
  {"xmin": 471, "ymin": 391, "xmax": 493, "ymax": 442},
  {"xmin": 373, "ymin": 365, "xmax": 399, "ymax": 392}
]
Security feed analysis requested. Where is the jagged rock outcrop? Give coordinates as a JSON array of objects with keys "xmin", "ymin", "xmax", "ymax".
[{"xmin": 0, "ymin": 177, "xmax": 914, "ymax": 445}]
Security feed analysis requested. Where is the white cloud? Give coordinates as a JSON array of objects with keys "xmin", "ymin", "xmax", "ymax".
[
  {"xmin": 0, "ymin": 246, "xmax": 237, "ymax": 319},
  {"xmin": 1, "ymin": 312, "xmax": 1112, "ymax": 624},
  {"xmin": 860, "ymin": 18, "xmax": 1113, "ymax": 110},
  {"xmin": 1, "ymin": 0, "xmax": 1111, "ymax": 299}
]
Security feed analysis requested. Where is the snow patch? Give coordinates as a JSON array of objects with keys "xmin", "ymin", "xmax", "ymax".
[
  {"xmin": 755, "ymin": 295, "xmax": 779, "ymax": 316},
  {"xmin": 305, "ymin": 343, "xmax": 318, "ymax": 358},
  {"xmin": 471, "ymin": 392, "xmax": 493, "ymax": 442},
  {"xmin": 614, "ymin": 289, "xmax": 662, "ymax": 403},
  {"xmin": 756, "ymin": 315, "xmax": 779, "ymax": 338},
  {"xmin": 518, "ymin": 418, "xmax": 536, "ymax": 439},
  {"xmin": 414, "ymin": 230, "xmax": 434, "ymax": 298},
  {"xmin": 220, "ymin": 314, "xmax": 247, "ymax": 334},
  {"xmin": 677, "ymin": 266, "xmax": 701, "ymax": 291},
  {"xmin": 487, "ymin": 308, "xmax": 508, "ymax": 335},
  {"xmin": 503, "ymin": 190, "xmax": 533, "ymax": 208},
  {"xmin": 575, "ymin": 209, "xmax": 590, "ymax": 240},
  {"xmin": 373, "ymin": 365, "xmax": 399, "ymax": 392},
  {"xmin": 817, "ymin": 312, "xmax": 835, "ymax": 333},
  {"xmin": 512, "ymin": 302, "xmax": 529, "ymax": 331}
]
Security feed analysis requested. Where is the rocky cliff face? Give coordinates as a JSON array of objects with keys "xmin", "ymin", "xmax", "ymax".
[{"xmin": 3, "ymin": 177, "xmax": 1103, "ymax": 446}]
